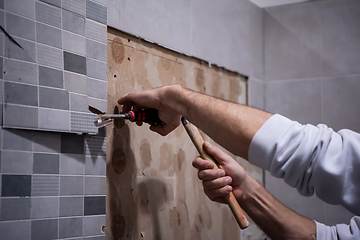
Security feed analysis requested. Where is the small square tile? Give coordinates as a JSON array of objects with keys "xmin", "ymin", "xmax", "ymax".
[
  {"xmin": 60, "ymin": 196, "xmax": 83, "ymax": 217},
  {"xmin": 64, "ymin": 71, "xmax": 87, "ymax": 95},
  {"xmin": 61, "ymin": 133, "xmax": 84, "ymax": 154},
  {"xmin": 60, "ymin": 153, "xmax": 85, "ymax": 175},
  {"xmin": 87, "ymin": 77, "xmax": 107, "ymax": 100},
  {"xmin": 83, "ymin": 215, "xmax": 105, "ymax": 236},
  {"xmin": 1, "ymin": 174, "xmax": 31, "ymax": 197},
  {"xmin": 71, "ymin": 112, "xmax": 98, "ymax": 134},
  {"xmin": 63, "ymin": 30, "xmax": 86, "ymax": 56},
  {"xmin": 62, "ymin": 9, "xmax": 85, "ymax": 36},
  {"xmin": 84, "ymin": 176, "xmax": 105, "ymax": 195},
  {"xmin": 86, "ymin": 19, "xmax": 106, "ymax": 43},
  {"xmin": 62, "ymin": 0, "xmax": 86, "ymax": 16},
  {"xmin": 37, "ymin": 43, "xmax": 63, "ymax": 69},
  {"xmin": 33, "ymin": 153, "xmax": 60, "ymax": 174},
  {"xmin": 4, "ymin": 0, "xmax": 35, "ymax": 19},
  {"xmin": 4, "ymin": 81, "xmax": 38, "ymax": 106},
  {"xmin": 86, "ymin": 39, "xmax": 106, "ymax": 62},
  {"xmin": 85, "ymin": 156, "xmax": 105, "ymax": 176},
  {"xmin": 2, "ymin": 129, "xmax": 33, "ymax": 151},
  {"xmin": 84, "ymin": 196, "xmax": 105, "ymax": 215},
  {"xmin": 5, "ymin": 36, "xmax": 36, "ymax": 63},
  {"xmin": 33, "ymin": 131, "xmax": 61, "ymax": 153},
  {"xmin": 1, "ymin": 150, "xmax": 33, "ymax": 174},
  {"xmin": 4, "ymin": 58, "xmax": 38, "ymax": 84},
  {"xmin": 60, "ymin": 176, "xmax": 83, "ymax": 195},
  {"xmin": 0, "ymin": 220, "xmax": 31, "ymax": 239},
  {"xmin": 64, "ymin": 51, "xmax": 87, "ymax": 75},
  {"xmin": 38, "ymin": 65, "xmax": 63, "ymax": 88},
  {"xmin": 86, "ymin": 58, "xmax": 106, "ymax": 80},
  {"xmin": 70, "ymin": 93, "xmax": 88, "ymax": 112},
  {"xmin": 36, "ymin": 22, "xmax": 62, "ymax": 49},
  {"xmin": 36, "ymin": 1, "xmax": 61, "ymax": 28},
  {"xmin": 39, "ymin": 0, "xmax": 61, "ymax": 8},
  {"xmin": 86, "ymin": 0, "xmax": 107, "ymax": 24},
  {"xmin": 6, "ymin": 12, "xmax": 35, "ymax": 41},
  {"xmin": 31, "ymin": 197, "xmax": 59, "ymax": 219},
  {"xmin": 32, "ymin": 175, "xmax": 59, "ymax": 196},
  {"xmin": 38, "ymin": 108, "xmax": 70, "ymax": 132},
  {"xmin": 59, "ymin": 217, "xmax": 83, "ymax": 238},
  {"xmin": 0, "ymin": 198, "xmax": 31, "ymax": 221},
  {"xmin": 39, "ymin": 87, "xmax": 69, "ymax": 110},
  {"xmin": 4, "ymin": 104, "xmax": 38, "ymax": 129},
  {"xmin": 31, "ymin": 219, "xmax": 58, "ymax": 240}
]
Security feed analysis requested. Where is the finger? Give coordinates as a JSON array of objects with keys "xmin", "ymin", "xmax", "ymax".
[
  {"xmin": 197, "ymin": 169, "xmax": 225, "ymax": 181},
  {"xmin": 192, "ymin": 157, "xmax": 214, "ymax": 170},
  {"xmin": 202, "ymin": 176, "xmax": 232, "ymax": 190},
  {"xmin": 203, "ymin": 142, "xmax": 234, "ymax": 165},
  {"xmin": 204, "ymin": 185, "xmax": 232, "ymax": 201},
  {"xmin": 121, "ymin": 103, "xmax": 133, "ymax": 113}
]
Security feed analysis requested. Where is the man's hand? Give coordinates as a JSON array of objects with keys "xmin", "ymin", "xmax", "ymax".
[
  {"xmin": 117, "ymin": 85, "xmax": 182, "ymax": 136},
  {"xmin": 192, "ymin": 142, "xmax": 250, "ymax": 203}
]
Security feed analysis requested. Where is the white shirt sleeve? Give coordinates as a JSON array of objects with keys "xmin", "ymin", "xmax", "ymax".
[{"xmin": 248, "ymin": 114, "xmax": 360, "ymax": 239}]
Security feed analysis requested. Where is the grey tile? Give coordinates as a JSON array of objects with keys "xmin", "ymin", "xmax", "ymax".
[
  {"xmin": 0, "ymin": 80, "xmax": 3, "ymax": 103},
  {"xmin": 59, "ymin": 217, "xmax": 83, "ymax": 238},
  {"xmin": 0, "ymin": 57, "xmax": 2, "ymax": 79},
  {"xmin": 36, "ymin": 22, "xmax": 62, "ymax": 49},
  {"xmin": 87, "ymin": 77, "xmax": 107, "ymax": 100},
  {"xmin": 62, "ymin": 9, "xmax": 85, "ymax": 36},
  {"xmin": 85, "ymin": 136, "xmax": 106, "ymax": 157},
  {"xmin": 62, "ymin": 30, "xmax": 86, "ymax": 56},
  {"xmin": 1, "ymin": 174, "xmax": 31, "ymax": 196},
  {"xmin": 86, "ymin": 19, "xmax": 107, "ymax": 43},
  {"xmin": 31, "ymin": 219, "xmax": 58, "ymax": 240},
  {"xmin": 3, "ymin": 129, "xmax": 33, "ymax": 151},
  {"xmin": 64, "ymin": 71, "xmax": 87, "ymax": 95},
  {"xmin": 33, "ymin": 131, "xmax": 61, "ymax": 153},
  {"xmin": 264, "ymin": 2, "xmax": 322, "ymax": 80},
  {"xmin": 84, "ymin": 196, "xmax": 105, "ymax": 215},
  {"xmin": 4, "ymin": 104, "xmax": 38, "ymax": 129},
  {"xmin": 0, "ymin": 10, "xmax": 4, "ymax": 28},
  {"xmin": 60, "ymin": 196, "xmax": 83, "ymax": 217},
  {"xmin": 248, "ymin": 78, "xmax": 265, "ymax": 110},
  {"xmin": 39, "ymin": 0, "xmax": 61, "ymax": 8},
  {"xmin": 61, "ymin": 133, "xmax": 84, "ymax": 154},
  {"xmin": 5, "ymin": 36, "xmax": 36, "ymax": 63},
  {"xmin": 87, "ymin": 97, "xmax": 106, "ymax": 113},
  {"xmin": 62, "ymin": 0, "xmax": 86, "ymax": 16},
  {"xmin": 0, "ymin": 198, "xmax": 31, "ymax": 220},
  {"xmin": 71, "ymin": 112, "xmax": 98, "ymax": 134},
  {"xmin": 265, "ymin": 79, "xmax": 322, "ymax": 125},
  {"xmin": 39, "ymin": 87, "xmax": 69, "ymax": 110},
  {"xmin": 37, "ymin": 43, "xmax": 63, "ymax": 69},
  {"xmin": 5, "ymin": 12, "xmax": 35, "ymax": 41},
  {"xmin": 0, "ymin": 0, "xmax": 3, "ymax": 9},
  {"xmin": 0, "ymin": 33, "xmax": 4, "ymax": 56},
  {"xmin": 33, "ymin": 153, "xmax": 59, "ymax": 174},
  {"xmin": 86, "ymin": 58, "xmax": 106, "ymax": 81},
  {"xmin": 0, "ymin": 221, "xmax": 31, "ymax": 239},
  {"xmin": 36, "ymin": 1, "xmax": 61, "ymax": 28},
  {"xmin": 64, "ymin": 51, "xmax": 87, "ymax": 75},
  {"xmin": 325, "ymin": 204, "xmax": 355, "ymax": 226},
  {"xmin": 60, "ymin": 176, "xmax": 83, "ymax": 195},
  {"xmin": 70, "ymin": 93, "xmax": 88, "ymax": 112},
  {"xmin": 4, "ymin": 0, "xmax": 35, "ymax": 19},
  {"xmin": 60, "ymin": 153, "xmax": 85, "ymax": 175},
  {"xmin": 84, "ymin": 176, "xmax": 105, "ymax": 195},
  {"xmin": 32, "ymin": 175, "xmax": 59, "ymax": 196},
  {"xmin": 31, "ymin": 197, "xmax": 59, "ymax": 219},
  {"xmin": 85, "ymin": 156, "xmax": 105, "ymax": 176},
  {"xmin": 4, "ymin": 58, "xmax": 38, "ymax": 84},
  {"xmin": 107, "ymin": 0, "xmax": 120, "ymax": 29},
  {"xmin": 86, "ymin": 39, "xmax": 106, "ymax": 62},
  {"xmin": 39, "ymin": 65, "xmax": 63, "ymax": 88},
  {"xmin": 1, "ymin": 150, "xmax": 33, "ymax": 174},
  {"xmin": 323, "ymin": 0, "xmax": 360, "ymax": 76},
  {"xmin": 83, "ymin": 215, "xmax": 105, "ymax": 236},
  {"xmin": 323, "ymin": 75, "xmax": 360, "ymax": 133},
  {"xmin": 4, "ymin": 81, "xmax": 38, "ymax": 106},
  {"xmin": 38, "ymin": 108, "xmax": 70, "ymax": 131},
  {"xmin": 86, "ymin": 0, "xmax": 106, "ymax": 24}
]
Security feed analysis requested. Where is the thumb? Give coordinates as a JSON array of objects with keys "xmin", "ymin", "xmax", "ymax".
[{"xmin": 203, "ymin": 142, "xmax": 234, "ymax": 166}]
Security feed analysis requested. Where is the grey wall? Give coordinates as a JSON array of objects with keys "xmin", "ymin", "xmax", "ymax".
[{"xmin": 249, "ymin": 0, "xmax": 358, "ymax": 226}]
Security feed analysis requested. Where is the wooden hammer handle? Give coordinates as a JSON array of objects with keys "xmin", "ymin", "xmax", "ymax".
[{"xmin": 182, "ymin": 117, "xmax": 249, "ymax": 229}]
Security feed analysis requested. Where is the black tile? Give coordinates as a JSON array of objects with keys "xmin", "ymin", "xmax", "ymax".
[
  {"xmin": 63, "ymin": 51, "xmax": 86, "ymax": 75},
  {"xmin": 39, "ymin": 87, "xmax": 69, "ymax": 110},
  {"xmin": 31, "ymin": 219, "xmax": 58, "ymax": 240},
  {"xmin": 61, "ymin": 133, "xmax": 84, "ymax": 154},
  {"xmin": 84, "ymin": 196, "xmax": 106, "ymax": 215},
  {"xmin": 39, "ymin": 66, "xmax": 63, "ymax": 88},
  {"xmin": 2, "ymin": 175, "xmax": 31, "ymax": 197},
  {"xmin": 4, "ymin": 81, "xmax": 38, "ymax": 106},
  {"xmin": 33, "ymin": 153, "xmax": 59, "ymax": 174}
]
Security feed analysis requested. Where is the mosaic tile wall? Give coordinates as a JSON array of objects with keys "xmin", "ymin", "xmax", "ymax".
[{"xmin": 0, "ymin": 0, "xmax": 107, "ymax": 239}]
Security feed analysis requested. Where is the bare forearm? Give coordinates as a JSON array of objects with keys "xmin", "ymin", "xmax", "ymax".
[{"xmin": 163, "ymin": 85, "xmax": 272, "ymax": 159}]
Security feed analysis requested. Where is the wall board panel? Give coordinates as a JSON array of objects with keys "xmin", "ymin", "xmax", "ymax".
[{"xmin": 106, "ymin": 27, "xmax": 261, "ymax": 239}]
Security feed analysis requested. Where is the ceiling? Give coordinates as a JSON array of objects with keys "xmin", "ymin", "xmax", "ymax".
[{"xmin": 249, "ymin": 0, "xmax": 310, "ymax": 8}]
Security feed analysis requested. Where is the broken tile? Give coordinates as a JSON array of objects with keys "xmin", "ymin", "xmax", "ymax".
[
  {"xmin": 4, "ymin": 58, "xmax": 38, "ymax": 84},
  {"xmin": 70, "ymin": 93, "xmax": 88, "ymax": 112},
  {"xmin": 62, "ymin": 9, "xmax": 85, "ymax": 36},
  {"xmin": 38, "ymin": 108, "xmax": 70, "ymax": 132},
  {"xmin": 1, "ymin": 174, "xmax": 31, "ymax": 197},
  {"xmin": 4, "ymin": 104, "xmax": 38, "ymax": 129},
  {"xmin": 71, "ymin": 112, "xmax": 98, "ymax": 134},
  {"xmin": 87, "ymin": 97, "xmax": 106, "ymax": 113},
  {"xmin": 4, "ymin": 81, "xmax": 38, "ymax": 106},
  {"xmin": 39, "ymin": 87, "xmax": 69, "ymax": 110},
  {"xmin": 5, "ymin": 12, "xmax": 35, "ymax": 41},
  {"xmin": 36, "ymin": 22, "xmax": 62, "ymax": 49},
  {"xmin": 64, "ymin": 51, "xmax": 87, "ymax": 75},
  {"xmin": 36, "ymin": 1, "xmax": 61, "ymax": 28},
  {"xmin": 38, "ymin": 65, "xmax": 63, "ymax": 88}
]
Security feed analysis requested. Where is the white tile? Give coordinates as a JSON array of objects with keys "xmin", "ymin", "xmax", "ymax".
[
  {"xmin": 38, "ymin": 108, "xmax": 70, "ymax": 132},
  {"xmin": 64, "ymin": 71, "xmax": 87, "ymax": 95}
]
